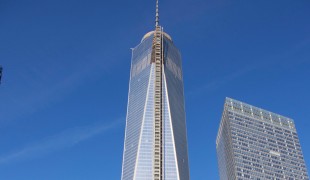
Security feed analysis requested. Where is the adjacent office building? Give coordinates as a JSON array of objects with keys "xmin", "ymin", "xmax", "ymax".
[
  {"xmin": 216, "ymin": 97, "xmax": 309, "ymax": 180},
  {"xmin": 121, "ymin": 1, "xmax": 190, "ymax": 180}
]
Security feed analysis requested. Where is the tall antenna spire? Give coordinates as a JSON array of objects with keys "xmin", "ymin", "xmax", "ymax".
[{"xmin": 155, "ymin": 0, "xmax": 159, "ymax": 26}]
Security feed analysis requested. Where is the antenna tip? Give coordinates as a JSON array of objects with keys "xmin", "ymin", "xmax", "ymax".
[{"xmin": 155, "ymin": 0, "xmax": 159, "ymax": 26}]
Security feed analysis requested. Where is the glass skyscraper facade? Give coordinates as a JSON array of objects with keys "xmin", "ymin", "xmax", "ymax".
[
  {"xmin": 121, "ymin": 13, "xmax": 190, "ymax": 180},
  {"xmin": 216, "ymin": 98, "xmax": 309, "ymax": 180}
]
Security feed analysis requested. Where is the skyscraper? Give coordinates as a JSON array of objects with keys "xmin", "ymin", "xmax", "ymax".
[
  {"xmin": 216, "ymin": 97, "xmax": 309, "ymax": 180},
  {"xmin": 121, "ymin": 1, "xmax": 190, "ymax": 180}
]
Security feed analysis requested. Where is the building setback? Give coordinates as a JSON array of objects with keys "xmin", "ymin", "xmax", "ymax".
[
  {"xmin": 121, "ymin": 1, "xmax": 190, "ymax": 180},
  {"xmin": 216, "ymin": 97, "xmax": 309, "ymax": 180}
]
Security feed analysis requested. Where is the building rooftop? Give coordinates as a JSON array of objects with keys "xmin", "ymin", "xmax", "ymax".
[
  {"xmin": 141, "ymin": 31, "xmax": 172, "ymax": 42},
  {"xmin": 225, "ymin": 97, "xmax": 295, "ymax": 129}
]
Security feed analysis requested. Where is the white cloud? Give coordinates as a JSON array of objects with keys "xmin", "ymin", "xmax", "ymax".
[{"xmin": 0, "ymin": 119, "xmax": 122, "ymax": 164}]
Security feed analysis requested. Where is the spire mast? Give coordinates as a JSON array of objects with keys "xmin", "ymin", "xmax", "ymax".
[
  {"xmin": 155, "ymin": 0, "xmax": 159, "ymax": 27},
  {"xmin": 152, "ymin": 1, "xmax": 163, "ymax": 180}
]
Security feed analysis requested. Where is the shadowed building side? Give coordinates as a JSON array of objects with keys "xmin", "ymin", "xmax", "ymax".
[{"xmin": 0, "ymin": 66, "xmax": 2, "ymax": 84}]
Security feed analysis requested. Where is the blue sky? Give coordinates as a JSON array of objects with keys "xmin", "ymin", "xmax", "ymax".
[{"xmin": 0, "ymin": 0, "xmax": 310, "ymax": 179}]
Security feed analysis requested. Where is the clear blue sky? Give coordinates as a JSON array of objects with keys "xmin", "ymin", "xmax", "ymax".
[{"xmin": 0, "ymin": 0, "xmax": 310, "ymax": 179}]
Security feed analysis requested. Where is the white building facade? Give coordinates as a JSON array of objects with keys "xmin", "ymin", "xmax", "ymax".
[{"xmin": 217, "ymin": 98, "xmax": 309, "ymax": 180}]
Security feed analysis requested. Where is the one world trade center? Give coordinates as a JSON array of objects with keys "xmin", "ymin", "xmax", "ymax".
[{"xmin": 121, "ymin": 1, "xmax": 190, "ymax": 180}]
